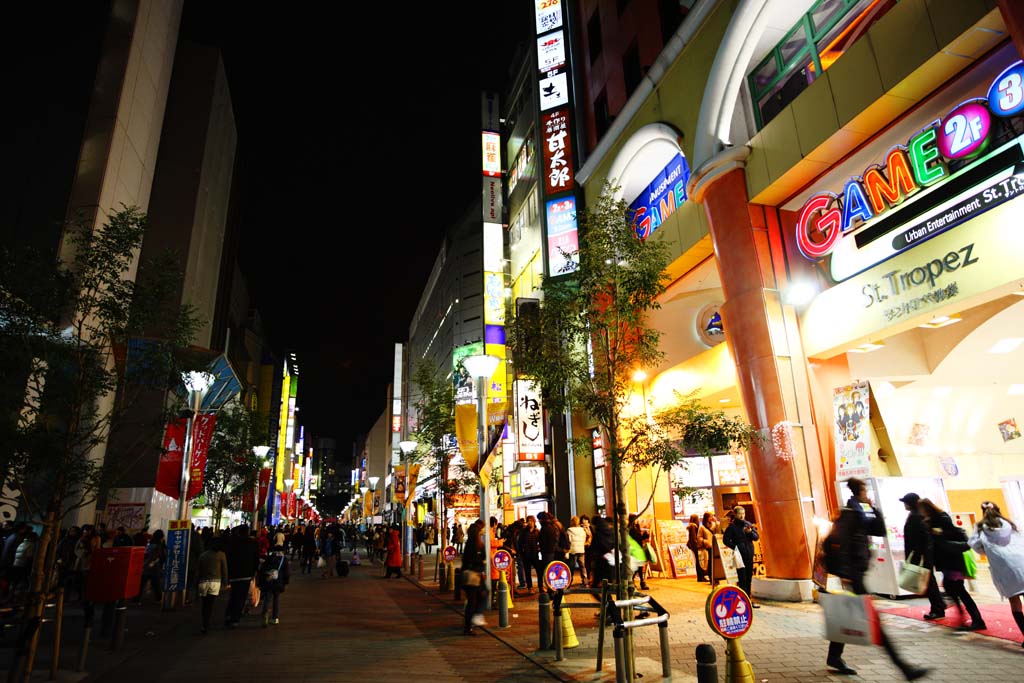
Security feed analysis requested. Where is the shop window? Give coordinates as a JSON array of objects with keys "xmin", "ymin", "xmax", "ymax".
[
  {"xmin": 747, "ymin": 0, "xmax": 897, "ymax": 129},
  {"xmin": 623, "ymin": 40, "xmax": 642, "ymax": 96},
  {"xmin": 587, "ymin": 11, "xmax": 603, "ymax": 64}
]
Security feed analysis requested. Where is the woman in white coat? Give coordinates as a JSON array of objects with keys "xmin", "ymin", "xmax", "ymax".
[{"xmin": 968, "ymin": 502, "xmax": 1024, "ymax": 646}]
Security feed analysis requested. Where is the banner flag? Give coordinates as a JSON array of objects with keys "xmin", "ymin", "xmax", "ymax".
[
  {"xmin": 187, "ymin": 413, "xmax": 217, "ymax": 499},
  {"xmin": 155, "ymin": 419, "xmax": 187, "ymax": 499}
]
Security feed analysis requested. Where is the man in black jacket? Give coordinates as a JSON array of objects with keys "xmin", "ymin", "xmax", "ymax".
[
  {"xmin": 723, "ymin": 506, "xmax": 759, "ymax": 606},
  {"xmin": 824, "ymin": 479, "xmax": 928, "ymax": 680},
  {"xmin": 900, "ymin": 492, "xmax": 946, "ymax": 619},
  {"xmin": 223, "ymin": 524, "xmax": 260, "ymax": 628}
]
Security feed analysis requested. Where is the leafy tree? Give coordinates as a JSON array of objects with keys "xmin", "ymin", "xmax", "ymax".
[
  {"xmin": 0, "ymin": 206, "xmax": 201, "ymax": 673},
  {"xmin": 203, "ymin": 402, "xmax": 266, "ymax": 530},
  {"xmin": 509, "ymin": 187, "xmax": 758, "ymax": 598}
]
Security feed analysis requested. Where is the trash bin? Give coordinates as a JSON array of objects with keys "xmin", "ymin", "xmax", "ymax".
[{"xmin": 86, "ymin": 547, "xmax": 145, "ymax": 602}]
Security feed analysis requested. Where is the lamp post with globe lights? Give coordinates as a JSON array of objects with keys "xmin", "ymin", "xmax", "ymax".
[{"xmin": 461, "ymin": 354, "xmax": 501, "ymax": 604}]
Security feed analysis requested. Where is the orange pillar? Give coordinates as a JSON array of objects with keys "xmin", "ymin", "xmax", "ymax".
[
  {"xmin": 700, "ymin": 168, "xmax": 813, "ymax": 580},
  {"xmin": 997, "ymin": 0, "xmax": 1024, "ymax": 58}
]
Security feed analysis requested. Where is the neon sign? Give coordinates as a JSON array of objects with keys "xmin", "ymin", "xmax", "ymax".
[
  {"xmin": 629, "ymin": 153, "xmax": 691, "ymax": 239},
  {"xmin": 797, "ymin": 61, "xmax": 1023, "ymax": 261}
]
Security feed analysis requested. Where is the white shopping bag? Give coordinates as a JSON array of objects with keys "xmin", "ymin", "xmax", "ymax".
[{"xmin": 819, "ymin": 592, "xmax": 881, "ymax": 647}]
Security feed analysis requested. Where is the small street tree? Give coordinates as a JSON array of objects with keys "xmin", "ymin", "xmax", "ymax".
[
  {"xmin": 0, "ymin": 206, "xmax": 201, "ymax": 676},
  {"xmin": 203, "ymin": 401, "xmax": 266, "ymax": 531},
  {"xmin": 509, "ymin": 187, "xmax": 758, "ymax": 598}
]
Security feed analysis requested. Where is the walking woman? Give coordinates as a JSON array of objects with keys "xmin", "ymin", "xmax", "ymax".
[
  {"xmin": 969, "ymin": 501, "xmax": 1024, "ymax": 644},
  {"xmin": 919, "ymin": 497, "xmax": 987, "ymax": 630},
  {"xmin": 462, "ymin": 520, "xmax": 488, "ymax": 635},
  {"xmin": 384, "ymin": 525, "xmax": 402, "ymax": 578},
  {"xmin": 567, "ymin": 516, "xmax": 588, "ymax": 584},
  {"xmin": 259, "ymin": 544, "xmax": 290, "ymax": 626},
  {"xmin": 197, "ymin": 537, "xmax": 229, "ymax": 634},
  {"xmin": 138, "ymin": 529, "xmax": 166, "ymax": 604}
]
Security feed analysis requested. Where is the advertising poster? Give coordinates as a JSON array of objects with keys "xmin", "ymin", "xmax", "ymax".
[
  {"xmin": 155, "ymin": 418, "xmax": 187, "ymax": 499},
  {"xmin": 545, "ymin": 196, "xmax": 579, "ymax": 276},
  {"xmin": 515, "ymin": 379, "xmax": 545, "ymax": 459},
  {"xmin": 187, "ymin": 413, "xmax": 217, "ymax": 499},
  {"xmin": 452, "ymin": 342, "xmax": 484, "ymax": 404},
  {"xmin": 537, "ymin": 30, "xmax": 565, "ymax": 73},
  {"xmin": 539, "ymin": 71, "xmax": 569, "ymax": 111},
  {"xmin": 834, "ymin": 381, "xmax": 871, "ymax": 480},
  {"xmin": 163, "ymin": 520, "xmax": 190, "ymax": 592},
  {"xmin": 105, "ymin": 503, "xmax": 146, "ymax": 532},
  {"xmin": 628, "ymin": 152, "xmax": 691, "ymax": 239},
  {"xmin": 534, "ymin": 0, "xmax": 562, "ymax": 33},
  {"xmin": 542, "ymin": 109, "xmax": 574, "ymax": 195}
]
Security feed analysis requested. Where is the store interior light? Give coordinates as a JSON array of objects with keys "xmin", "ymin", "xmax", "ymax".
[
  {"xmin": 719, "ymin": 398, "xmax": 731, "ymax": 403},
  {"xmin": 784, "ymin": 281, "xmax": 817, "ymax": 306},
  {"xmin": 988, "ymin": 337, "xmax": 1024, "ymax": 354},
  {"xmin": 1008, "ymin": 384, "xmax": 1024, "ymax": 396},
  {"xmin": 918, "ymin": 315, "xmax": 962, "ymax": 329},
  {"xmin": 931, "ymin": 386, "xmax": 952, "ymax": 398},
  {"xmin": 1012, "ymin": 289, "xmax": 1024, "ymax": 296},
  {"xmin": 849, "ymin": 341, "xmax": 885, "ymax": 353}
]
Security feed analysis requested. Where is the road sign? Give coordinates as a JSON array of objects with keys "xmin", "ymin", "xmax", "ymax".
[
  {"xmin": 545, "ymin": 560, "xmax": 571, "ymax": 591},
  {"xmin": 706, "ymin": 585, "xmax": 753, "ymax": 639},
  {"xmin": 163, "ymin": 519, "xmax": 190, "ymax": 593},
  {"xmin": 493, "ymin": 549, "xmax": 512, "ymax": 571},
  {"xmin": 443, "ymin": 545, "xmax": 457, "ymax": 563}
]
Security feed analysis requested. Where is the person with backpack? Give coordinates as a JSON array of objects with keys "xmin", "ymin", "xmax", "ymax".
[
  {"xmin": 823, "ymin": 478, "xmax": 928, "ymax": 680},
  {"xmin": 919, "ymin": 497, "xmax": 986, "ymax": 631},
  {"xmin": 258, "ymin": 544, "xmax": 290, "ymax": 626}
]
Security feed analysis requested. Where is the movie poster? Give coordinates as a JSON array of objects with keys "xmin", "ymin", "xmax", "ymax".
[{"xmin": 834, "ymin": 381, "xmax": 871, "ymax": 480}]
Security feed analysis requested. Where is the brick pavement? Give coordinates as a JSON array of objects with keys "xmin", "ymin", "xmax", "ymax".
[{"xmin": 409, "ymin": 551, "xmax": 1024, "ymax": 682}]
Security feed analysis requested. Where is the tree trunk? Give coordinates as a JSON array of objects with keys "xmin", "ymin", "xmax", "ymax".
[
  {"xmin": 606, "ymin": 427, "xmax": 630, "ymax": 601},
  {"xmin": 20, "ymin": 505, "xmax": 58, "ymax": 681}
]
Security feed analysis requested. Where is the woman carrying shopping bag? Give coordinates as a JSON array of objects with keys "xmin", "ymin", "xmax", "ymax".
[
  {"xmin": 822, "ymin": 478, "xmax": 928, "ymax": 680},
  {"xmin": 919, "ymin": 497, "xmax": 986, "ymax": 631},
  {"xmin": 969, "ymin": 502, "xmax": 1024, "ymax": 645}
]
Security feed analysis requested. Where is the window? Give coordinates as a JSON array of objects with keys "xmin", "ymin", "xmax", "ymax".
[
  {"xmin": 587, "ymin": 11, "xmax": 603, "ymax": 64},
  {"xmin": 747, "ymin": 0, "xmax": 897, "ymax": 129},
  {"xmin": 623, "ymin": 40, "xmax": 642, "ymax": 96},
  {"xmin": 594, "ymin": 90, "xmax": 612, "ymax": 140}
]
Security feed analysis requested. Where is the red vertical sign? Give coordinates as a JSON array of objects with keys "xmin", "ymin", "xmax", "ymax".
[
  {"xmin": 155, "ymin": 419, "xmax": 187, "ymax": 499},
  {"xmin": 187, "ymin": 413, "xmax": 217, "ymax": 499},
  {"xmin": 258, "ymin": 468, "xmax": 271, "ymax": 511},
  {"xmin": 542, "ymin": 109, "xmax": 573, "ymax": 195}
]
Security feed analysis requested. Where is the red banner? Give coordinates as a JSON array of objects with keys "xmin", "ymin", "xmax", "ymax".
[
  {"xmin": 155, "ymin": 419, "xmax": 187, "ymax": 499},
  {"xmin": 186, "ymin": 413, "xmax": 217, "ymax": 499},
  {"xmin": 241, "ymin": 489, "xmax": 255, "ymax": 513},
  {"xmin": 258, "ymin": 468, "xmax": 271, "ymax": 511}
]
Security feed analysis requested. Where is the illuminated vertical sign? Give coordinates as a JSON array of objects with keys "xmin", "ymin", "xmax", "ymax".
[
  {"xmin": 515, "ymin": 380, "xmax": 545, "ymax": 460},
  {"xmin": 542, "ymin": 109, "xmax": 574, "ymax": 195},
  {"xmin": 482, "ymin": 131, "xmax": 502, "ymax": 177},
  {"xmin": 275, "ymin": 369, "xmax": 291, "ymax": 493},
  {"xmin": 534, "ymin": 0, "xmax": 562, "ymax": 33},
  {"xmin": 546, "ymin": 196, "xmax": 579, "ymax": 276},
  {"xmin": 537, "ymin": 31, "xmax": 565, "ymax": 72},
  {"xmin": 481, "ymin": 92, "xmax": 508, "ymax": 407},
  {"xmin": 392, "ymin": 343, "xmax": 403, "ymax": 433}
]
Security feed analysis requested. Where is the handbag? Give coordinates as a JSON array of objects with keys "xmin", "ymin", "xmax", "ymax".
[
  {"xmin": 246, "ymin": 578, "xmax": 261, "ymax": 610},
  {"xmin": 819, "ymin": 592, "xmax": 882, "ymax": 647},
  {"xmin": 733, "ymin": 550, "xmax": 746, "ymax": 569},
  {"xmin": 316, "ymin": 556, "xmax": 326, "ymax": 569},
  {"xmin": 962, "ymin": 549, "xmax": 979, "ymax": 579},
  {"xmin": 463, "ymin": 569, "xmax": 482, "ymax": 587},
  {"xmin": 897, "ymin": 552, "xmax": 931, "ymax": 594}
]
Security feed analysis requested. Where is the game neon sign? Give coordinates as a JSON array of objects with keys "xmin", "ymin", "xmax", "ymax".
[{"xmin": 797, "ymin": 60, "xmax": 1024, "ymax": 261}]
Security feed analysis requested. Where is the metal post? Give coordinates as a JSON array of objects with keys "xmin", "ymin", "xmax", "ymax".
[
  {"xmin": 624, "ymin": 585, "xmax": 636, "ymax": 682},
  {"xmin": 538, "ymin": 591, "xmax": 551, "ymax": 650},
  {"xmin": 439, "ymin": 562, "xmax": 448, "ymax": 593},
  {"xmin": 476, "ymin": 375, "xmax": 492, "ymax": 606},
  {"xmin": 696, "ymin": 643, "xmax": 718, "ymax": 683},
  {"xmin": 417, "ymin": 552, "xmax": 424, "ymax": 580},
  {"xmin": 110, "ymin": 603, "xmax": 127, "ymax": 651},
  {"xmin": 497, "ymin": 576, "xmax": 509, "ymax": 628},
  {"xmin": 49, "ymin": 589, "xmax": 65, "ymax": 680},
  {"xmin": 613, "ymin": 625, "xmax": 627, "ymax": 683},
  {"xmin": 596, "ymin": 580, "xmax": 609, "ymax": 671},
  {"xmin": 553, "ymin": 601, "xmax": 563, "ymax": 659},
  {"xmin": 658, "ymin": 620, "xmax": 671, "ymax": 678}
]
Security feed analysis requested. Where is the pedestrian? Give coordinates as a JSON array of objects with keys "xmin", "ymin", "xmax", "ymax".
[
  {"xmin": 969, "ymin": 501, "xmax": 1024, "ymax": 645},
  {"xmin": 259, "ymin": 544, "xmax": 290, "ymax": 626},
  {"xmin": 723, "ymin": 506, "xmax": 759, "ymax": 607},
  {"xmin": 10, "ymin": 531, "xmax": 38, "ymax": 594},
  {"xmin": 899, "ymin": 492, "xmax": 946, "ymax": 619},
  {"xmin": 197, "ymin": 537, "xmax": 229, "ymax": 634},
  {"xmin": 823, "ymin": 478, "xmax": 927, "ymax": 679},
  {"xmin": 461, "ymin": 520, "xmax": 488, "ymax": 635},
  {"xmin": 686, "ymin": 515, "xmax": 707, "ymax": 582},
  {"xmin": 628, "ymin": 514, "xmax": 650, "ymax": 591},
  {"xmin": 223, "ymin": 524, "xmax": 260, "ymax": 628},
  {"xmin": 112, "ymin": 526, "xmax": 133, "ymax": 547},
  {"xmin": 580, "ymin": 515, "xmax": 594, "ymax": 585},
  {"xmin": 137, "ymin": 529, "xmax": 166, "ymax": 604},
  {"xmin": 567, "ymin": 516, "xmax": 588, "ymax": 584},
  {"xmin": 384, "ymin": 525, "xmax": 402, "ymax": 578},
  {"xmin": 919, "ymin": 497, "xmax": 986, "ymax": 631},
  {"xmin": 590, "ymin": 515, "xmax": 621, "ymax": 622},
  {"xmin": 321, "ymin": 531, "xmax": 336, "ymax": 578},
  {"xmin": 301, "ymin": 526, "xmax": 317, "ymax": 575},
  {"xmin": 518, "ymin": 515, "xmax": 541, "ymax": 591},
  {"xmin": 425, "ymin": 523, "xmax": 436, "ymax": 555}
]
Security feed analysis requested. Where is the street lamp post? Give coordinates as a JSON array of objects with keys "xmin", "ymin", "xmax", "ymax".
[
  {"xmin": 175, "ymin": 370, "xmax": 214, "ymax": 609},
  {"xmin": 399, "ymin": 440, "xmax": 417, "ymax": 572},
  {"xmin": 462, "ymin": 354, "xmax": 501, "ymax": 606}
]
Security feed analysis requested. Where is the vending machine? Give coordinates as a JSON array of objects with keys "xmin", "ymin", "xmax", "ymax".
[{"xmin": 834, "ymin": 476, "xmax": 949, "ymax": 597}]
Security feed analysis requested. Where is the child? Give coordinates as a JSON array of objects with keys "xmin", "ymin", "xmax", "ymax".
[{"xmin": 258, "ymin": 545, "xmax": 290, "ymax": 626}]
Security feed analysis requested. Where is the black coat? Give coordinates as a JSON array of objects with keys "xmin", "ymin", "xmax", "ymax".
[
  {"xmin": 224, "ymin": 535, "xmax": 260, "ymax": 581},
  {"xmin": 928, "ymin": 511, "xmax": 968, "ymax": 573},
  {"xmin": 723, "ymin": 519, "xmax": 759, "ymax": 564},
  {"xmin": 903, "ymin": 511, "xmax": 933, "ymax": 567},
  {"xmin": 258, "ymin": 551, "xmax": 290, "ymax": 592},
  {"xmin": 825, "ymin": 497, "xmax": 885, "ymax": 580}
]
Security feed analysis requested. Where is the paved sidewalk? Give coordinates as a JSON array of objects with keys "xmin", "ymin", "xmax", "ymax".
[{"xmin": 409, "ymin": 551, "xmax": 1024, "ymax": 682}]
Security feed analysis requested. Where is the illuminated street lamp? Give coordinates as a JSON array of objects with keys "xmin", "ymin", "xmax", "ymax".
[
  {"xmin": 461, "ymin": 354, "xmax": 500, "ymax": 604},
  {"xmin": 179, "ymin": 371, "xmax": 216, "ymax": 522}
]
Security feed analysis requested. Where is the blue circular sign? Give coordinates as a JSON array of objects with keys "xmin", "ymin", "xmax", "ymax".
[
  {"xmin": 988, "ymin": 60, "xmax": 1024, "ymax": 118},
  {"xmin": 493, "ymin": 549, "xmax": 512, "ymax": 571},
  {"xmin": 706, "ymin": 585, "xmax": 752, "ymax": 639},
  {"xmin": 545, "ymin": 560, "xmax": 571, "ymax": 591}
]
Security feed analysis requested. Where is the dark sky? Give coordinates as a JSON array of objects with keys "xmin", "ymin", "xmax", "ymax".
[{"xmin": 180, "ymin": 2, "xmax": 532, "ymax": 457}]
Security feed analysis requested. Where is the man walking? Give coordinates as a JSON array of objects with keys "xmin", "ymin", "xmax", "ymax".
[
  {"xmin": 900, "ymin": 492, "xmax": 947, "ymax": 619},
  {"xmin": 223, "ymin": 524, "xmax": 259, "ymax": 628}
]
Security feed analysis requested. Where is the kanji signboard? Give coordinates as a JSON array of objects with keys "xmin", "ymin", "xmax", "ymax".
[
  {"xmin": 163, "ymin": 520, "xmax": 190, "ymax": 593},
  {"xmin": 542, "ymin": 109, "xmax": 574, "ymax": 195}
]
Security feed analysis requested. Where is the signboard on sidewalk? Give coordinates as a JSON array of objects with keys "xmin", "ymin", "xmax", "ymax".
[
  {"xmin": 545, "ymin": 560, "xmax": 571, "ymax": 591},
  {"xmin": 163, "ymin": 519, "xmax": 190, "ymax": 592},
  {"xmin": 493, "ymin": 549, "xmax": 512, "ymax": 571},
  {"xmin": 443, "ymin": 545, "xmax": 457, "ymax": 563},
  {"xmin": 706, "ymin": 585, "xmax": 753, "ymax": 639}
]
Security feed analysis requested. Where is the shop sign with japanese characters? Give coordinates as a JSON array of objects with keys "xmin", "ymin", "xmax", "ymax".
[
  {"xmin": 543, "ymin": 109, "xmax": 574, "ymax": 195},
  {"xmin": 515, "ymin": 380, "xmax": 544, "ymax": 460}
]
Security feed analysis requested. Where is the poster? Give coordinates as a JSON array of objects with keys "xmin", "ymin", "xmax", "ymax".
[
  {"xmin": 163, "ymin": 520, "xmax": 190, "ymax": 592},
  {"xmin": 656, "ymin": 519, "xmax": 690, "ymax": 577},
  {"xmin": 187, "ymin": 413, "xmax": 216, "ymax": 499},
  {"xmin": 155, "ymin": 418, "xmax": 187, "ymax": 499},
  {"xmin": 105, "ymin": 503, "xmax": 146, "ymax": 532},
  {"xmin": 998, "ymin": 418, "xmax": 1021, "ymax": 442},
  {"xmin": 834, "ymin": 381, "xmax": 871, "ymax": 480}
]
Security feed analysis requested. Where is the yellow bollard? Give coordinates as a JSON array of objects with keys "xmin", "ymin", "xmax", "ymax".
[
  {"xmin": 560, "ymin": 607, "xmax": 580, "ymax": 649},
  {"xmin": 503, "ymin": 570, "xmax": 514, "ymax": 609},
  {"xmin": 726, "ymin": 638, "xmax": 755, "ymax": 683}
]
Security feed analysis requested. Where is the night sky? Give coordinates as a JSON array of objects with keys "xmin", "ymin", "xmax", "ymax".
[{"xmin": 180, "ymin": 2, "xmax": 532, "ymax": 459}]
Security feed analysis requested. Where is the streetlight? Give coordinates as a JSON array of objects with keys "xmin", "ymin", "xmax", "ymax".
[
  {"xmin": 252, "ymin": 446, "xmax": 270, "ymax": 528},
  {"xmin": 179, "ymin": 371, "xmax": 215, "ymax": 522},
  {"xmin": 399, "ymin": 439, "xmax": 417, "ymax": 571},
  {"xmin": 461, "ymin": 353, "xmax": 501, "ymax": 604}
]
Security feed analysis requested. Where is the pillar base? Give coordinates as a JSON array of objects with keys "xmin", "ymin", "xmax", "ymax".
[{"xmin": 752, "ymin": 577, "xmax": 814, "ymax": 602}]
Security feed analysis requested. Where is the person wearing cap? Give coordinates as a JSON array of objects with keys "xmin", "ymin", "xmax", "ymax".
[{"xmin": 901, "ymin": 492, "xmax": 946, "ymax": 619}]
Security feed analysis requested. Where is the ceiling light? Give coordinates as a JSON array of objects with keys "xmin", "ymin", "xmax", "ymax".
[
  {"xmin": 1009, "ymin": 384, "xmax": 1024, "ymax": 396},
  {"xmin": 931, "ymin": 386, "xmax": 952, "ymax": 398},
  {"xmin": 719, "ymin": 398, "xmax": 731, "ymax": 403},
  {"xmin": 785, "ymin": 281, "xmax": 817, "ymax": 306},
  {"xmin": 632, "ymin": 369, "xmax": 647, "ymax": 382},
  {"xmin": 988, "ymin": 337, "xmax": 1024, "ymax": 354},
  {"xmin": 918, "ymin": 315, "xmax": 961, "ymax": 329},
  {"xmin": 1012, "ymin": 289, "xmax": 1024, "ymax": 296},
  {"xmin": 849, "ymin": 341, "xmax": 885, "ymax": 353}
]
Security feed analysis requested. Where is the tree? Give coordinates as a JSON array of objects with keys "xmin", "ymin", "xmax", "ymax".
[
  {"xmin": 203, "ymin": 402, "xmax": 266, "ymax": 531},
  {"xmin": 0, "ymin": 206, "xmax": 201, "ymax": 677},
  {"xmin": 509, "ymin": 187, "xmax": 758, "ymax": 599}
]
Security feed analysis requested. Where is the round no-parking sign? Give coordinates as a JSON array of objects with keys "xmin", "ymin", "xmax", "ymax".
[
  {"xmin": 706, "ymin": 585, "xmax": 753, "ymax": 639},
  {"xmin": 493, "ymin": 549, "xmax": 512, "ymax": 571},
  {"xmin": 443, "ymin": 545, "xmax": 457, "ymax": 563},
  {"xmin": 545, "ymin": 560, "xmax": 571, "ymax": 591}
]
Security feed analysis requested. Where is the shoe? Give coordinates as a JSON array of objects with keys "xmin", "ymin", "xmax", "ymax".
[
  {"xmin": 923, "ymin": 612, "xmax": 944, "ymax": 620},
  {"xmin": 471, "ymin": 613, "xmax": 486, "ymax": 627},
  {"xmin": 966, "ymin": 621, "xmax": 987, "ymax": 631},
  {"xmin": 903, "ymin": 666, "xmax": 930, "ymax": 681},
  {"xmin": 463, "ymin": 628, "xmax": 477, "ymax": 636},
  {"xmin": 640, "ymin": 584, "xmax": 650, "ymax": 591},
  {"xmin": 752, "ymin": 603, "xmax": 761, "ymax": 609},
  {"xmin": 826, "ymin": 658, "xmax": 857, "ymax": 675},
  {"xmin": 272, "ymin": 618, "xmax": 279, "ymax": 625}
]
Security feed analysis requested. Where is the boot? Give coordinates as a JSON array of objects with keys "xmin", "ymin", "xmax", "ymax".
[{"xmin": 1013, "ymin": 610, "xmax": 1024, "ymax": 645}]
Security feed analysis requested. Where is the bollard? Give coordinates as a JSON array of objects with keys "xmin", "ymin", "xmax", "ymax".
[
  {"xmin": 439, "ymin": 563, "xmax": 448, "ymax": 593},
  {"xmin": 553, "ymin": 603, "xmax": 563, "ymax": 659},
  {"xmin": 538, "ymin": 592, "xmax": 551, "ymax": 650},
  {"xmin": 445, "ymin": 562, "xmax": 456, "ymax": 592},
  {"xmin": 726, "ymin": 638, "xmax": 756, "ymax": 683},
  {"xmin": 613, "ymin": 624, "xmax": 627, "ymax": 683},
  {"xmin": 453, "ymin": 568, "xmax": 463, "ymax": 601},
  {"xmin": 76, "ymin": 626, "xmax": 91, "ymax": 673},
  {"xmin": 417, "ymin": 554, "xmax": 424, "ymax": 581},
  {"xmin": 658, "ymin": 619, "xmax": 672, "ymax": 678},
  {"xmin": 110, "ymin": 604, "xmax": 127, "ymax": 651},
  {"xmin": 497, "ymin": 578, "xmax": 509, "ymax": 628},
  {"xmin": 696, "ymin": 643, "xmax": 718, "ymax": 683}
]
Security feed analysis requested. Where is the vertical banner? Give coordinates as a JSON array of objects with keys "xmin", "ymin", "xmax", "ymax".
[
  {"xmin": 542, "ymin": 109, "xmax": 574, "ymax": 195},
  {"xmin": 834, "ymin": 381, "xmax": 872, "ymax": 480},
  {"xmin": 187, "ymin": 413, "xmax": 217, "ymax": 499},
  {"xmin": 275, "ymin": 371, "xmax": 291, "ymax": 492},
  {"xmin": 258, "ymin": 468, "xmax": 271, "ymax": 511},
  {"xmin": 163, "ymin": 520, "xmax": 190, "ymax": 592},
  {"xmin": 545, "ymin": 196, "xmax": 579, "ymax": 276},
  {"xmin": 515, "ymin": 380, "xmax": 545, "ymax": 460},
  {"xmin": 155, "ymin": 418, "xmax": 187, "ymax": 499}
]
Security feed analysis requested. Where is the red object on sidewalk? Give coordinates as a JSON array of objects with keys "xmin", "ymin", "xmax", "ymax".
[
  {"xmin": 86, "ymin": 547, "xmax": 145, "ymax": 602},
  {"xmin": 880, "ymin": 603, "xmax": 1021, "ymax": 642}
]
